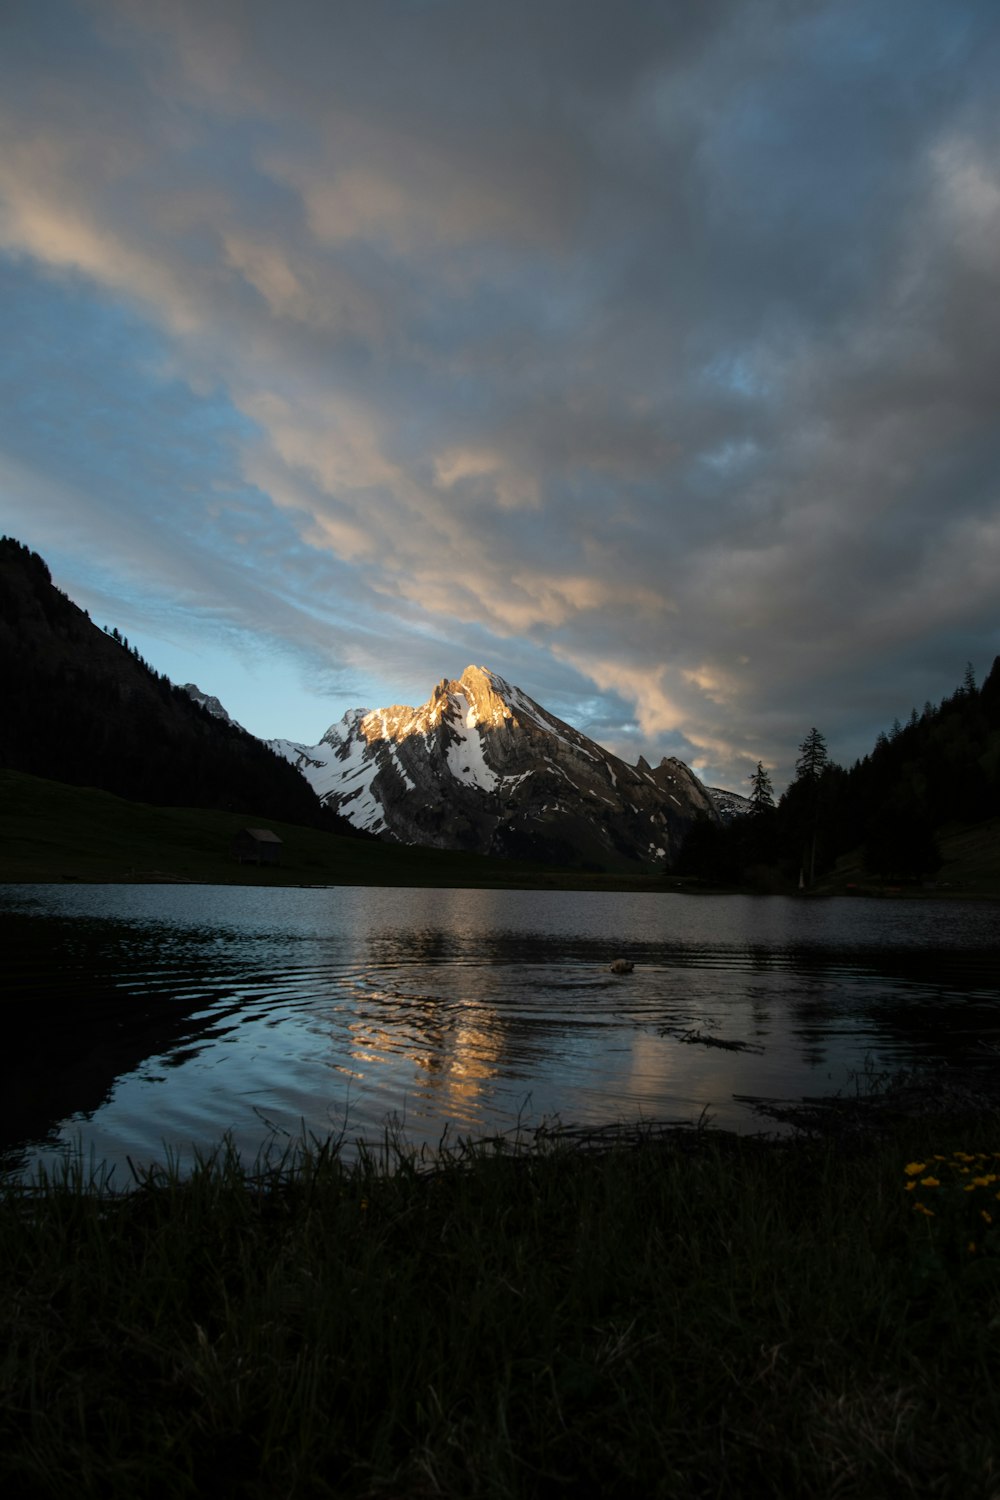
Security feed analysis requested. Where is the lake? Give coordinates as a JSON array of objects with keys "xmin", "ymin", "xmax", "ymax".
[{"xmin": 3, "ymin": 883, "xmax": 999, "ymax": 1180}]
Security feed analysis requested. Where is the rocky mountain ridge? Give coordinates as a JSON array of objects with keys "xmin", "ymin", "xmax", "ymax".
[
  {"xmin": 706, "ymin": 786, "xmax": 753, "ymax": 822},
  {"xmin": 272, "ymin": 665, "xmax": 718, "ymax": 870},
  {"xmin": 180, "ymin": 683, "xmax": 238, "ymax": 727}
]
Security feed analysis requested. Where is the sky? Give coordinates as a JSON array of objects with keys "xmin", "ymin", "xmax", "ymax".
[{"xmin": 1, "ymin": 0, "xmax": 998, "ymax": 792}]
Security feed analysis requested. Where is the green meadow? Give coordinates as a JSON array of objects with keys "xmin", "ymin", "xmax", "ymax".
[
  {"xmin": 3, "ymin": 768, "xmax": 999, "ymax": 894},
  {"xmin": 0, "ymin": 769, "xmax": 665, "ymax": 891}
]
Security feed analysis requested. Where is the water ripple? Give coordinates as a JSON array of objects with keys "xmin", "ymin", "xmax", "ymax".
[{"xmin": 2, "ymin": 884, "xmax": 998, "ymax": 1178}]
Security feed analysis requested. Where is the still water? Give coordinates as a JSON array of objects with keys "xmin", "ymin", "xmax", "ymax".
[{"xmin": 4, "ymin": 884, "xmax": 999, "ymax": 1179}]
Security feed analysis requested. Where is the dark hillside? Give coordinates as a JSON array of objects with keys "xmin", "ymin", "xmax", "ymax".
[
  {"xmin": 676, "ymin": 659, "xmax": 1000, "ymax": 890},
  {"xmin": 830, "ymin": 660, "xmax": 1000, "ymax": 880},
  {"xmin": 0, "ymin": 537, "xmax": 352, "ymax": 830}
]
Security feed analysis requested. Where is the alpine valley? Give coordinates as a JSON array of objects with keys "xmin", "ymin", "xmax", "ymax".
[
  {"xmin": 270, "ymin": 665, "xmax": 721, "ymax": 871},
  {"xmin": 1, "ymin": 536, "xmax": 732, "ymax": 873}
]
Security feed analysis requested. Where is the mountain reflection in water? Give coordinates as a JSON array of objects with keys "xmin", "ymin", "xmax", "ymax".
[{"xmin": 3, "ymin": 884, "xmax": 998, "ymax": 1180}]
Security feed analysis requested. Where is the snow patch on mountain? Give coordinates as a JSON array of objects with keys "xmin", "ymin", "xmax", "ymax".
[
  {"xmin": 445, "ymin": 692, "xmax": 499, "ymax": 791},
  {"xmin": 707, "ymin": 786, "xmax": 753, "ymax": 822}
]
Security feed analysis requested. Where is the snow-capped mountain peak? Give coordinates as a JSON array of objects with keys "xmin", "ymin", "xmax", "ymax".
[{"xmin": 271, "ymin": 665, "xmax": 717, "ymax": 868}]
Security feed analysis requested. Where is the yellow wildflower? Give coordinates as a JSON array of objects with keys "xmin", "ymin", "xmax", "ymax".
[
  {"xmin": 981, "ymin": 1210, "xmax": 993, "ymax": 1224},
  {"xmin": 912, "ymin": 1202, "xmax": 935, "ymax": 1217},
  {"xmin": 904, "ymin": 1162, "xmax": 926, "ymax": 1176},
  {"xmin": 919, "ymin": 1176, "xmax": 940, "ymax": 1188},
  {"xmin": 904, "ymin": 1181, "xmax": 917, "ymax": 1192},
  {"xmin": 954, "ymin": 1151, "xmax": 975, "ymax": 1163}
]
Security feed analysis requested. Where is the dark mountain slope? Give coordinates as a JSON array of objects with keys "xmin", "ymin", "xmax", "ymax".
[{"xmin": 0, "ymin": 537, "xmax": 339, "ymax": 828}]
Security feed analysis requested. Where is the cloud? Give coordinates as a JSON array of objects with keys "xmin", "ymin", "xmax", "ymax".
[
  {"xmin": 433, "ymin": 447, "xmax": 541, "ymax": 513},
  {"xmin": 0, "ymin": 139, "xmax": 202, "ymax": 334},
  {"xmin": 0, "ymin": 0, "xmax": 998, "ymax": 785}
]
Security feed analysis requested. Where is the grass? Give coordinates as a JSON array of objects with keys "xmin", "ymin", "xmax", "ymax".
[
  {"xmin": 0, "ymin": 770, "xmax": 676, "ymax": 891},
  {"xmin": 816, "ymin": 816, "xmax": 1000, "ymax": 900},
  {"xmin": 4, "ymin": 768, "xmax": 999, "ymax": 897},
  {"xmin": 3, "ymin": 1102, "xmax": 1000, "ymax": 1498}
]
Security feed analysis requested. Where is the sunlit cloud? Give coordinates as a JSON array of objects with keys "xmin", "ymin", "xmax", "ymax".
[{"xmin": 433, "ymin": 447, "xmax": 541, "ymax": 513}]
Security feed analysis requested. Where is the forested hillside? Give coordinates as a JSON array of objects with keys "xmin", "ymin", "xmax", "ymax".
[
  {"xmin": 0, "ymin": 537, "xmax": 355, "ymax": 832},
  {"xmin": 676, "ymin": 659, "xmax": 1000, "ymax": 889}
]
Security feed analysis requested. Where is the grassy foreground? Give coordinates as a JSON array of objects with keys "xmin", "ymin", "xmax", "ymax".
[{"xmin": 3, "ymin": 1110, "xmax": 1000, "ymax": 1498}]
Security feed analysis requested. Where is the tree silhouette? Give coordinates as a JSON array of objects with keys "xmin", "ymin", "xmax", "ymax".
[
  {"xmin": 795, "ymin": 727, "xmax": 829, "ymax": 782},
  {"xmin": 748, "ymin": 761, "xmax": 775, "ymax": 813},
  {"xmin": 793, "ymin": 727, "xmax": 831, "ymax": 887}
]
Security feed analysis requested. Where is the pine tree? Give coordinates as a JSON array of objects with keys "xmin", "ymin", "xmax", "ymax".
[
  {"xmin": 748, "ymin": 761, "xmax": 775, "ymax": 813},
  {"xmin": 794, "ymin": 727, "xmax": 830, "ymax": 886},
  {"xmin": 795, "ymin": 727, "xmax": 829, "ymax": 782}
]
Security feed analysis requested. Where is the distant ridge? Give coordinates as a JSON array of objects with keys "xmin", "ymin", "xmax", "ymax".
[
  {"xmin": 180, "ymin": 683, "xmax": 238, "ymax": 727},
  {"xmin": 707, "ymin": 787, "xmax": 753, "ymax": 822}
]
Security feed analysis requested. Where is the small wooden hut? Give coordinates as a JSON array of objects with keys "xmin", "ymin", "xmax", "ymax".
[{"xmin": 231, "ymin": 827, "xmax": 283, "ymax": 866}]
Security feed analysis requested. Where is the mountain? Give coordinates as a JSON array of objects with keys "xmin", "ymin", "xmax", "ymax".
[
  {"xmin": 180, "ymin": 683, "xmax": 239, "ymax": 727},
  {"xmin": 0, "ymin": 536, "xmax": 720, "ymax": 869},
  {"xmin": 707, "ymin": 787, "xmax": 753, "ymax": 822},
  {"xmin": 272, "ymin": 665, "xmax": 717, "ymax": 870},
  {"xmin": 0, "ymin": 537, "xmax": 341, "ymax": 829}
]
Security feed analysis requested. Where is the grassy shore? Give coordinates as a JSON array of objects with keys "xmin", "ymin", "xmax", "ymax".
[
  {"xmin": 3, "ymin": 1084, "xmax": 1000, "ymax": 1498},
  {"xmin": 4, "ymin": 768, "xmax": 1000, "ymax": 896},
  {"xmin": 812, "ymin": 815, "xmax": 1000, "ymax": 901},
  {"xmin": 0, "ymin": 769, "xmax": 674, "ymax": 891}
]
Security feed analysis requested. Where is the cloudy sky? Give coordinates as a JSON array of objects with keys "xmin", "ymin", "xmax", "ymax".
[{"xmin": 2, "ymin": 0, "xmax": 998, "ymax": 791}]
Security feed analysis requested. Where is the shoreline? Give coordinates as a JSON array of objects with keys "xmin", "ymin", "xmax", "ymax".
[
  {"xmin": 4, "ymin": 872, "xmax": 1000, "ymax": 900},
  {"xmin": 7, "ymin": 1055, "xmax": 999, "ymax": 1191}
]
